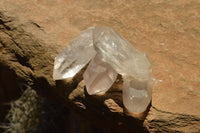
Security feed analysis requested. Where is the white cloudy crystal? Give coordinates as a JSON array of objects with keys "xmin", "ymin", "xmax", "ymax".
[
  {"xmin": 123, "ymin": 75, "xmax": 152, "ymax": 113},
  {"xmin": 93, "ymin": 27, "xmax": 152, "ymax": 112},
  {"xmin": 93, "ymin": 27, "xmax": 151, "ymax": 81},
  {"xmin": 53, "ymin": 27, "xmax": 96, "ymax": 80},
  {"xmin": 83, "ymin": 54, "xmax": 118, "ymax": 95},
  {"xmin": 53, "ymin": 26, "xmax": 152, "ymax": 113}
]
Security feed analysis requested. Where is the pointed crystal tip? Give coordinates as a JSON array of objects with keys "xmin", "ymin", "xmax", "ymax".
[
  {"xmin": 53, "ymin": 26, "xmax": 152, "ymax": 113},
  {"xmin": 83, "ymin": 54, "xmax": 118, "ymax": 95},
  {"xmin": 53, "ymin": 27, "xmax": 96, "ymax": 80}
]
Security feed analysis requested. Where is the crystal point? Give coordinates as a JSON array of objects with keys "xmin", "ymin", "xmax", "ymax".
[
  {"xmin": 123, "ymin": 75, "xmax": 152, "ymax": 113},
  {"xmin": 93, "ymin": 27, "xmax": 151, "ymax": 80},
  {"xmin": 53, "ymin": 26, "xmax": 152, "ymax": 113},
  {"xmin": 92, "ymin": 27, "xmax": 152, "ymax": 112},
  {"xmin": 83, "ymin": 54, "xmax": 118, "ymax": 95},
  {"xmin": 53, "ymin": 27, "xmax": 96, "ymax": 80}
]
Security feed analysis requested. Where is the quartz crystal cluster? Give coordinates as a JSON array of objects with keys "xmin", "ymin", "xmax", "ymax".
[{"xmin": 53, "ymin": 27, "xmax": 152, "ymax": 113}]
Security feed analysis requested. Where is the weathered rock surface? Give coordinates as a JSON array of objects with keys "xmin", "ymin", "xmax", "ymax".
[{"xmin": 0, "ymin": 0, "xmax": 200, "ymax": 132}]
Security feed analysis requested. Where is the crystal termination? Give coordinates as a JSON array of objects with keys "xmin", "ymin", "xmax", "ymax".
[{"xmin": 53, "ymin": 27, "xmax": 152, "ymax": 113}]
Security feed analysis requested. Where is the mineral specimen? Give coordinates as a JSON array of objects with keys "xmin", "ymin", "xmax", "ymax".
[
  {"xmin": 83, "ymin": 54, "xmax": 118, "ymax": 95},
  {"xmin": 53, "ymin": 27, "xmax": 96, "ymax": 80},
  {"xmin": 53, "ymin": 27, "xmax": 152, "ymax": 113}
]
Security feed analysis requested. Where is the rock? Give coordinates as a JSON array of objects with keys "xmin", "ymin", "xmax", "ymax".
[
  {"xmin": 146, "ymin": 107, "xmax": 200, "ymax": 132},
  {"xmin": 0, "ymin": 0, "xmax": 200, "ymax": 132}
]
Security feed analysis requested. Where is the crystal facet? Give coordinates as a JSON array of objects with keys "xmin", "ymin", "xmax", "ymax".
[
  {"xmin": 53, "ymin": 26, "xmax": 152, "ymax": 113},
  {"xmin": 93, "ymin": 27, "xmax": 151, "ymax": 81},
  {"xmin": 123, "ymin": 75, "xmax": 152, "ymax": 113},
  {"xmin": 83, "ymin": 54, "xmax": 118, "ymax": 95},
  {"xmin": 93, "ymin": 27, "xmax": 152, "ymax": 113},
  {"xmin": 53, "ymin": 27, "xmax": 96, "ymax": 80}
]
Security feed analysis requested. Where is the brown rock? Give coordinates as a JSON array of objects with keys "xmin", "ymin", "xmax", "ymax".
[{"xmin": 0, "ymin": 0, "xmax": 200, "ymax": 132}]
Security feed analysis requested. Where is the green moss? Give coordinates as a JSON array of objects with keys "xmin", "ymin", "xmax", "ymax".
[
  {"xmin": 181, "ymin": 78, "xmax": 186, "ymax": 82},
  {"xmin": 0, "ymin": 87, "xmax": 41, "ymax": 133}
]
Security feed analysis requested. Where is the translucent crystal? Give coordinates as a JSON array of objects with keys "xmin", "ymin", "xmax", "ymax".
[
  {"xmin": 93, "ymin": 27, "xmax": 152, "ymax": 112},
  {"xmin": 53, "ymin": 26, "xmax": 152, "ymax": 113},
  {"xmin": 53, "ymin": 27, "xmax": 96, "ymax": 80},
  {"xmin": 123, "ymin": 75, "xmax": 152, "ymax": 113},
  {"xmin": 83, "ymin": 54, "xmax": 118, "ymax": 95},
  {"xmin": 93, "ymin": 27, "xmax": 151, "ymax": 81}
]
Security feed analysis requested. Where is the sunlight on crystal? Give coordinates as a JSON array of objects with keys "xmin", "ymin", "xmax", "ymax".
[
  {"xmin": 83, "ymin": 54, "xmax": 118, "ymax": 95},
  {"xmin": 58, "ymin": 57, "xmax": 65, "ymax": 62},
  {"xmin": 54, "ymin": 57, "xmax": 65, "ymax": 69},
  {"xmin": 53, "ymin": 26, "xmax": 152, "ymax": 113},
  {"xmin": 129, "ymin": 89, "xmax": 148, "ymax": 99},
  {"xmin": 62, "ymin": 64, "xmax": 85, "ymax": 79},
  {"xmin": 54, "ymin": 62, "xmax": 61, "ymax": 70},
  {"xmin": 53, "ymin": 27, "xmax": 96, "ymax": 80}
]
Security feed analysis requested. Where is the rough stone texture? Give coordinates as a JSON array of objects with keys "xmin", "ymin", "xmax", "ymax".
[{"xmin": 0, "ymin": 0, "xmax": 200, "ymax": 132}]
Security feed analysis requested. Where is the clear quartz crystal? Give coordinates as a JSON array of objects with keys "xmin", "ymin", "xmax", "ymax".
[
  {"xmin": 123, "ymin": 75, "xmax": 152, "ymax": 113},
  {"xmin": 53, "ymin": 26, "xmax": 152, "ymax": 113},
  {"xmin": 83, "ymin": 54, "xmax": 118, "ymax": 95},
  {"xmin": 93, "ymin": 27, "xmax": 152, "ymax": 112},
  {"xmin": 93, "ymin": 27, "xmax": 151, "ymax": 81},
  {"xmin": 53, "ymin": 27, "xmax": 96, "ymax": 80}
]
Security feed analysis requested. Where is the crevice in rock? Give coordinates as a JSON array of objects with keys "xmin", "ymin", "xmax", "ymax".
[
  {"xmin": 152, "ymin": 105, "xmax": 200, "ymax": 118},
  {"xmin": 0, "ymin": 36, "xmax": 34, "ymax": 71},
  {"xmin": 31, "ymin": 22, "xmax": 41, "ymax": 29},
  {"xmin": 0, "ymin": 25, "xmax": 33, "ymax": 71},
  {"xmin": 148, "ymin": 106, "xmax": 200, "ymax": 132},
  {"xmin": 0, "ymin": 12, "xmax": 12, "ymax": 31},
  {"xmin": 15, "ymin": 53, "xmax": 34, "ymax": 71},
  {"xmin": 0, "ymin": 40, "xmax": 5, "ymax": 47},
  {"xmin": 0, "ymin": 19, "xmax": 11, "ymax": 31}
]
